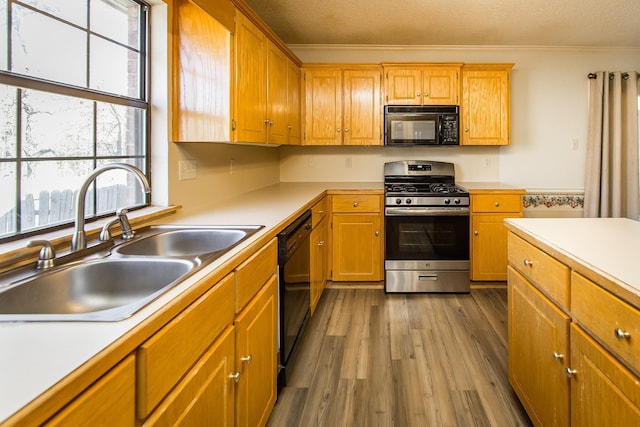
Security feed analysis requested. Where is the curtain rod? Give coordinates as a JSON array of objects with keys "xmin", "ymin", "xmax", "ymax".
[{"xmin": 588, "ymin": 72, "xmax": 630, "ymax": 80}]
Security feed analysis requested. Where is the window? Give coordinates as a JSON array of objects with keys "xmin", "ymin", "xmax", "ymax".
[{"xmin": 0, "ymin": 0, "xmax": 149, "ymax": 241}]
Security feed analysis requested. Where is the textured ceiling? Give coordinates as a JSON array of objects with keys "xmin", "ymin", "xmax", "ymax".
[{"xmin": 242, "ymin": 0, "xmax": 640, "ymax": 47}]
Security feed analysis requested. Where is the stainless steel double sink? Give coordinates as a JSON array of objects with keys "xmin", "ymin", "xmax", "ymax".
[{"xmin": 0, "ymin": 225, "xmax": 263, "ymax": 322}]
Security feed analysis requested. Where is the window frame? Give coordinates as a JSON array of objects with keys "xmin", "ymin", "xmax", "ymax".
[{"xmin": 0, "ymin": 0, "xmax": 151, "ymax": 243}]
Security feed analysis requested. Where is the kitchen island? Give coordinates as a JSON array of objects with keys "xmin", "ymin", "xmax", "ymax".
[{"xmin": 505, "ymin": 217, "xmax": 640, "ymax": 425}]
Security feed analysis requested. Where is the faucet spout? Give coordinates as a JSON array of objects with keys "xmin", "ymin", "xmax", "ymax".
[{"xmin": 72, "ymin": 163, "xmax": 151, "ymax": 251}]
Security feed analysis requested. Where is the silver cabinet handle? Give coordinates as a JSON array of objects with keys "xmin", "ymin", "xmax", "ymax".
[
  {"xmin": 553, "ymin": 352, "xmax": 564, "ymax": 360},
  {"xmin": 240, "ymin": 354, "xmax": 252, "ymax": 364},
  {"xmin": 566, "ymin": 368, "xmax": 577, "ymax": 378},
  {"xmin": 316, "ymin": 241, "xmax": 325, "ymax": 247},
  {"xmin": 523, "ymin": 259, "xmax": 533, "ymax": 267},
  {"xmin": 229, "ymin": 372, "xmax": 241, "ymax": 382},
  {"xmin": 615, "ymin": 328, "xmax": 631, "ymax": 340}
]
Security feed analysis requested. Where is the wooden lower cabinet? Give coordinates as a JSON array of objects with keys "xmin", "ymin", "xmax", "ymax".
[
  {"xmin": 332, "ymin": 213, "xmax": 382, "ymax": 281},
  {"xmin": 508, "ymin": 266, "xmax": 570, "ymax": 426},
  {"xmin": 45, "ymin": 355, "xmax": 136, "ymax": 426},
  {"xmin": 234, "ymin": 275, "xmax": 278, "ymax": 427},
  {"xmin": 570, "ymin": 324, "xmax": 640, "ymax": 426},
  {"xmin": 143, "ymin": 326, "xmax": 236, "ymax": 427},
  {"xmin": 310, "ymin": 217, "xmax": 328, "ymax": 313}
]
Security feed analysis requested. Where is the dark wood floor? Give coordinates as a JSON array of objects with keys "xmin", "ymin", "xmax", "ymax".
[{"xmin": 267, "ymin": 286, "xmax": 532, "ymax": 427}]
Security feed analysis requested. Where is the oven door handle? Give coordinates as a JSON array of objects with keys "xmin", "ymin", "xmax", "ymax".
[{"xmin": 385, "ymin": 207, "xmax": 470, "ymax": 216}]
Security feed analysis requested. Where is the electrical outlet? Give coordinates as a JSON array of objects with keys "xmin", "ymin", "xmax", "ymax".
[
  {"xmin": 345, "ymin": 157, "xmax": 352, "ymax": 168},
  {"xmin": 484, "ymin": 157, "xmax": 491, "ymax": 168},
  {"xmin": 178, "ymin": 160, "xmax": 197, "ymax": 180},
  {"xmin": 307, "ymin": 157, "xmax": 314, "ymax": 168}
]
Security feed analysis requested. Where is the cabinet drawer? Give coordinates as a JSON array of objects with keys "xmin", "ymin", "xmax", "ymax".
[
  {"xmin": 572, "ymin": 272, "xmax": 640, "ymax": 374},
  {"xmin": 144, "ymin": 326, "xmax": 235, "ymax": 427},
  {"xmin": 332, "ymin": 194, "xmax": 381, "ymax": 213},
  {"xmin": 236, "ymin": 238, "xmax": 277, "ymax": 312},
  {"xmin": 472, "ymin": 194, "xmax": 522, "ymax": 213},
  {"xmin": 311, "ymin": 197, "xmax": 328, "ymax": 228},
  {"xmin": 137, "ymin": 273, "xmax": 235, "ymax": 418},
  {"xmin": 508, "ymin": 232, "xmax": 570, "ymax": 309},
  {"xmin": 46, "ymin": 355, "xmax": 136, "ymax": 426}
]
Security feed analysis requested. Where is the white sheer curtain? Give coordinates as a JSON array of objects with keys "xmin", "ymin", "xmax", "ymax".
[{"xmin": 584, "ymin": 71, "xmax": 640, "ymax": 219}]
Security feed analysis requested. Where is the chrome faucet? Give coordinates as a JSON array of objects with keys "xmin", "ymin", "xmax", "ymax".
[{"xmin": 72, "ymin": 163, "xmax": 151, "ymax": 251}]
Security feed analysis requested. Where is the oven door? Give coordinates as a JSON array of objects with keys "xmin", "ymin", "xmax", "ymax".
[{"xmin": 385, "ymin": 210, "xmax": 469, "ymax": 262}]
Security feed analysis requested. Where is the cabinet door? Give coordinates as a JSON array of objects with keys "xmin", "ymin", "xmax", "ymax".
[
  {"xmin": 304, "ymin": 69, "xmax": 342, "ymax": 145},
  {"xmin": 332, "ymin": 213, "xmax": 382, "ymax": 281},
  {"xmin": 266, "ymin": 41, "xmax": 288, "ymax": 144},
  {"xmin": 570, "ymin": 324, "xmax": 640, "ymax": 426},
  {"xmin": 144, "ymin": 327, "xmax": 236, "ymax": 427},
  {"xmin": 471, "ymin": 214, "xmax": 510, "ymax": 281},
  {"xmin": 286, "ymin": 59, "xmax": 301, "ymax": 144},
  {"xmin": 384, "ymin": 68, "xmax": 422, "ymax": 105},
  {"xmin": 422, "ymin": 67, "xmax": 459, "ymax": 105},
  {"xmin": 343, "ymin": 69, "xmax": 382, "ymax": 146},
  {"xmin": 45, "ymin": 356, "xmax": 135, "ymax": 426},
  {"xmin": 235, "ymin": 276, "xmax": 278, "ymax": 427},
  {"xmin": 171, "ymin": 0, "xmax": 232, "ymax": 142},
  {"xmin": 461, "ymin": 68, "xmax": 511, "ymax": 145},
  {"xmin": 508, "ymin": 267, "xmax": 570, "ymax": 427},
  {"xmin": 310, "ymin": 218, "xmax": 328, "ymax": 314},
  {"xmin": 235, "ymin": 13, "xmax": 267, "ymax": 143}
]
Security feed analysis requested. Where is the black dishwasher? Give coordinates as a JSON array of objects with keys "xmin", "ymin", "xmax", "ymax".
[{"xmin": 277, "ymin": 210, "xmax": 312, "ymax": 390}]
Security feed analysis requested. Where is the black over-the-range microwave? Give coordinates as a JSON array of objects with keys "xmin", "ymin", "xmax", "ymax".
[{"xmin": 384, "ymin": 105, "xmax": 459, "ymax": 146}]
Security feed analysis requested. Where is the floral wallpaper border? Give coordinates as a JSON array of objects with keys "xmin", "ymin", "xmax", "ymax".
[{"xmin": 523, "ymin": 192, "xmax": 585, "ymax": 209}]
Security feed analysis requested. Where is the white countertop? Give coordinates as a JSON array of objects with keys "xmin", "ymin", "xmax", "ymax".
[
  {"xmin": 505, "ymin": 217, "xmax": 640, "ymax": 306},
  {"xmin": 0, "ymin": 181, "xmax": 382, "ymax": 424}
]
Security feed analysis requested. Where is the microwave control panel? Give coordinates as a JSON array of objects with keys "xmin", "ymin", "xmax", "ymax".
[{"xmin": 441, "ymin": 115, "xmax": 459, "ymax": 144}]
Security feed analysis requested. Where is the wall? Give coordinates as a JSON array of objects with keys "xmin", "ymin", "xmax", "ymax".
[{"xmin": 280, "ymin": 45, "xmax": 640, "ymax": 192}]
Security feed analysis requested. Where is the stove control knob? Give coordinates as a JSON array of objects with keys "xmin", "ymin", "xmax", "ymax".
[
  {"xmin": 454, "ymin": 198, "xmax": 461, "ymax": 205},
  {"xmin": 396, "ymin": 198, "xmax": 402, "ymax": 205},
  {"xmin": 444, "ymin": 199, "xmax": 451, "ymax": 205},
  {"xmin": 405, "ymin": 198, "xmax": 412, "ymax": 204}
]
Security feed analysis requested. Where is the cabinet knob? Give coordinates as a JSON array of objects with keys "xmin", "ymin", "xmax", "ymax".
[
  {"xmin": 344, "ymin": 128, "xmax": 349, "ymax": 132},
  {"xmin": 552, "ymin": 352, "xmax": 564, "ymax": 360},
  {"xmin": 288, "ymin": 125, "xmax": 293, "ymax": 130},
  {"xmin": 565, "ymin": 368, "xmax": 577, "ymax": 378},
  {"xmin": 353, "ymin": 201, "xmax": 358, "ymax": 207},
  {"xmin": 240, "ymin": 354, "xmax": 252, "ymax": 364},
  {"xmin": 523, "ymin": 259, "xmax": 533, "ymax": 267},
  {"xmin": 316, "ymin": 241, "xmax": 325, "ymax": 247},
  {"xmin": 416, "ymin": 92, "xmax": 421, "ymax": 97},
  {"xmin": 229, "ymin": 372, "xmax": 241, "ymax": 382},
  {"xmin": 464, "ymin": 128, "xmax": 469, "ymax": 132},
  {"xmin": 424, "ymin": 92, "xmax": 429, "ymax": 97},
  {"xmin": 473, "ymin": 230, "xmax": 479, "ymax": 236},
  {"xmin": 337, "ymin": 128, "xmax": 341, "ymax": 133},
  {"xmin": 615, "ymin": 328, "xmax": 631, "ymax": 340},
  {"xmin": 495, "ymin": 202, "xmax": 500, "ymax": 207},
  {"xmin": 375, "ymin": 231, "xmax": 380, "ymax": 237},
  {"xmin": 317, "ymin": 210, "xmax": 324, "ymax": 215}
]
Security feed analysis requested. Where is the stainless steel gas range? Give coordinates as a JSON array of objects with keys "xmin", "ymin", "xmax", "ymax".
[{"xmin": 384, "ymin": 160, "xmax": 470, "ymax": 293}]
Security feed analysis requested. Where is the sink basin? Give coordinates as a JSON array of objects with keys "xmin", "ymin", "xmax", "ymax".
[
  {"xmin": 0, "ymin": 258, "xmax": 196, "ymax": 321},
  {"xmin": 113, "ymin": 225, "xmax": 263, "ymax": 258}
]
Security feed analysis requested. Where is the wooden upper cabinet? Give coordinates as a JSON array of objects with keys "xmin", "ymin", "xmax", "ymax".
[
  {"xmin": 303, "ymin": 68, "xmax": 343, "ymax": 145},
  {"xmin": 343, "ymin": 70, "xmax": 382, "ymax": 145},
  {"xmin": 170, "ymin": 0, "xmax": 233, "ymax": 142},
  {"xmin": 383, "ymin": 64, "xmax": 461, "ymax": 105},
  {"xmin": 267, "ymin": 41, "xmax": 288, "ymax": 145},
  {"xmin": 303, "ymin": 65, "xmax": 382, "ymax": 146},
  {"xmin": 286, "ymin": 58, "xmax": 302, "ymax": 144},
  {"xmin": 235, "ymin": 12, "xmax": 268, "ymax": 143},
  {"xmin": 461, "ymin": 64, "xmax": 513, "ymax": 145}
]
